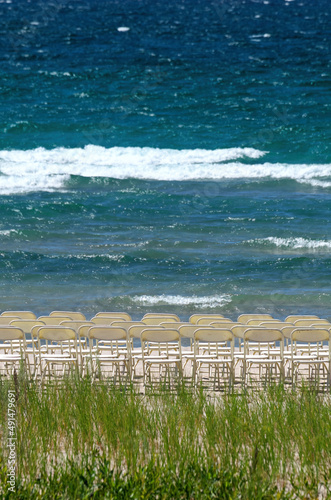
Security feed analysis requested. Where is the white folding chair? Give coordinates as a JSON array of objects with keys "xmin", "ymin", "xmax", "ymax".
[
  {"xmin": 287, "ymin": 328, "xmax": 330, "ymax": 389},
  {"xmin": 50, "ymin": 311, "xmax": 87, "ymax": 321},
  {"xmin": 242, "ymin": 328, "xmax": 284, "ymax": 387},
  {"xmin": 36, "ymin": 327, "xmax": 78, "ymax": 382},
  {"xmin": 93, "ymin": 312, "xmax": 132, "ymax": 321},
  {"xmin": 86, "ymin": 326, "xmax": 130, "ymax": 383},
  {"xmin": 193, "ymin": 328, "xmax": 234, "ymax": 390},
  {"xmin": 0, "ymin": 327, "xmax": 27, "ymax": 376},
  {"xmin": 140, "ymin": 328, "xmax": 182, "ymax": 387}
]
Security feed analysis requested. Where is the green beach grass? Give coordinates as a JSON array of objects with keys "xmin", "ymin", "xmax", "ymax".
[{"xmin": 0, "ymin": 373, "xmax": 330, "ymax": 499}]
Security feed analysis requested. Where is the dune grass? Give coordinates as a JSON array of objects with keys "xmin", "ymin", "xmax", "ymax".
[{"xmin": 0, "ymin": 372, "xmax": 330, "ymax": 499}]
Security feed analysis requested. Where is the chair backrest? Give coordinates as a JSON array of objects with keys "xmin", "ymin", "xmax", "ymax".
[
  {"xmin": 244, "ymin": 328, "xmax": 283, "ymax": 343},
  {"xmin": 50, "ymin": 311, "xmax": 86, "ymax": 321},
  {"xmin": 142, "ymin": 313, "xmax": 180, "ymax": 322},
  {"xmin": 237, "ymin": 314, "xmax": 273, "ymax": 324},
  {"xmin": 285, "ymin": 315, "xmax": 319, "ymax": 323},
  {"xmin": 36, "ymin": 327, "xmax": 77, "ymax": 358},
  {"xmin": 194, "ymin": 328, "xmax": 233, "ymax": 343},
  {"xmin": 111, "ymin": 321, "xmax": 144, "ymax": 331},
  {"xmin": 0, "ymin": 316, "xmax": 20, "ymax": 325},
  {"xmin": 88, "ymin": 326, "xmax": 127, "ymax": 341},
  {"xmin": 259, "ymin": 321, "xmax": 289, "ymax": 328},
  {"xmin": 231, "ymin": 325, "xmax": 265, "ymax": 339},
  {"xmin": 1, "ymin": 311, "xmax": 36, "ymax": 319},
  {"xmin": 293, "ymin": 319, "xmax": 330, "ymax": 327},
  {"xmin": 311, "ymin": 323, "xmax": 331, "ymax": 330},
  {"xmin": 77, "ymin": 324, "xmax": 94, "ymax": 339},
  {"xmin": 178, "ymin": 325, "xmax": 199, "ymax": 339},
  {"xmin": 128, "ymin": 325, "xmax": 164, "ymax": 339},
  {"xmin": 142, "ymin": 317, "xmax": 179, "ymax": 325},
  {"xmin": 189, "ymin": 314, "xmax": 224, "ymax": 324},
  {"xmin": 91, "ymin": 316, "xmax": 126, "ymax": 325},
  {"xmin": 160, "ymin": 322, "xmax": 189, "ymax": 330},
  {"xmin": 37, "ymin": 327, "xmax": 77, "ymax": 342},
  {"xmin": 246, "ymin": 319, "xmax": 282, "ymax": 326},
  {"xmin": 281, "ymin": 326, "xmax": 297, "ymax": 340},
  {"xmin": 211, "ymin": 321, "xmax": 240, "ymax": 328},
  {"xmin": 140, "ymin": 328, "xmax": 180, "ymax": 343},
  {"xmin": 37, "ymin": 316, "xmax": 72, "ymax": 325},
  {"xmin": 60, "ymin": 320, "xmax": 94, "ymax": 332},
  {"xmin": 0, "ymin": 326, "xmax": 24, "ymax": 341},
  {"xmin": 9, "ymin": 319, "xmax": 45, "ymax": 334},
  {"xmin": 291, "ymin": 328, "xmax": 330, "ymax": 343},
  {"xmin": 196, "ymin": 317, "xmax": 233, "ymax": 325},
  {"xmin": 93, "ymin": 312, "xmax": 132, "ymax": 321}
]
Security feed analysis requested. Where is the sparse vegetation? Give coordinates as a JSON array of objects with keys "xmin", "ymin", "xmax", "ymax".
[{"xmin": 0, "ymin": 373, "xmax": 330, "ymax": 499}]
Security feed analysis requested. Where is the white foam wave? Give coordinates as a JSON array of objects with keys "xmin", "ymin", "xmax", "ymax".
[
  {"xmin": 299, "ymin": 179, "xmax": 331, "ymax": 188},
  {"xmin": 132, "ymin": 294, "xmax": 232, "ymax": 308},
  {"xmin": 249, "ymin": 237, "xmax": 331, "ymax": 250},
  {"xmin": 0, "ymin": 173, "xmax": 68, "ymax": 195},
  {"xmin": 0, "ymin": 229, "xmax": 18, "ymax": 236},
  {"xmin": 0, "ymin": 145, "xmax": 330, "ymax": 194},
  {"xmin": 71, "ymin": 254, "xmax": 124, "ymax": 261}
]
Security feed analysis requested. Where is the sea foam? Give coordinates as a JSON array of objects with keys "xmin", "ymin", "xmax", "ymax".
[
  {"xmin": 132, "ymin": 294, "xmax": 232, "ymax": 308},
  {"xmin": 0, "ymin": 145, "xmax": 330, "ymax": 194},
  {"xmin": 248, "ymin": 237, "xmax": 331, "ymax": 250}
]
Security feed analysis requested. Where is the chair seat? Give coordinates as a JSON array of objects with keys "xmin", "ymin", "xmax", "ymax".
[
  {"xmin": 133, "ymin": 354, "xmax": 168, "ymax": 360},
  {"xmin": 246, "ymin": 357, "xmax": 283, "ymax": 364},
  {"xmin": 284, "ymin": 355, "xmax": 319, "ymax": 361},
  {"xmin": 291, "ymin": 358, "xmax": 328, "ymax": 365},
  {"xmin": 90, "ymin": 354, "xmax": 128, "ymax": 361},
  {"xmin": 40, "ymin": 354, "xmax": 77, "ymax": 361},
  {"xmin": 145, "ymin": 357, "xmax": 181, "ymax": 364},
  {"xmin": 196, "ymin": 357, "xmax": 233, "ymax": 364},
  {"xmin": 0, "ymin": 354, "xmax": 22, "ymax": 361}
]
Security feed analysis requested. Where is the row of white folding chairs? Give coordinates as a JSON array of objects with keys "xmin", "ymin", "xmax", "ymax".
[
  {"xmin": 1, "ymin": 309, "xmax": 328, "ymax": 322},
  {"xmin": 0, "ymin": 325, "xmax": 330, "ymax": 389}
]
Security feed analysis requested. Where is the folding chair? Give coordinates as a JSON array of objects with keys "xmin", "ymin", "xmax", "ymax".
[
  {"xmin": 293, "ymin": 319, "xmax": 331, "ymax": 327},
  {"xmin": 1, "ymin": 311, "xmax": 36, "ymax": 320},
  {"xmin": 196, "ymin": 317, "xmax": 233, "ymax": 326},
  {"xmin": 36, "ymin": 327, "xmax": 78, "ymax": 382},
  {"xmin": 9, "ymin": 319, "xmax": 46, "ymax": 376},
  {"xmin": 0, "ymin": 316, "xmax": 20, "ymax": 325},
  {"xmin": 193, "ymin": 328, "xmax": 234, "ymax": 390},
  {"xmin": 37, "ymin": 316, "xmax": 72, "ymax": 325},
  {"xmin": 142, "ymin": 316, "xmax": 180, "ymax": 325},
  {"xmin": 50, "ymin": 311, "xmax": 86, "ymax": 321},
  {"xmin": 140, "ymin": 328, "xmax": 182, "ymax": 387},
  {"xmin": 242, "ymin": 328, "xmax": 284, "ymax": 387},
  {"xmin": 189, "ymin": 314, "xmax": 224, "ymax": 324},
  {"xmin": 287, "ymin": 328, "xmax": 330, "ymax": 390},
  {"xmin": 129, "ymin": 325, "xmax": 164, "ymax": 380},
  {"xmin": 91, "ymin": 316, "xmax": 126, "ymax": 325},
  {"xmin": 0, "ymin": 327, "xmax": 27, "ymax": 376},
  {"xmin": 60, "ymin": 320, "xmax": 94, "ymax": 372},
  {"xmin": 237, "ymin": 314, "xmax": 274, "ymax": 324},
  {"xmin": 176, "ymin": 324, "xmax": 200, "ymax": 377},
  {"xmin": 246, "ymin": 319, "xmax": 282, "ymax": 326},
  {"xmin": 285, "ymin": 315, "xmax": 320, "ymax": 323},
  {"xmin": 93, "ymin": 312, "xmax": 132, "ymax": 321},
  {"xmin": 86, "ymin": 326, "xmax": 130, "ymax": 383},
  {"xmin": 142, "ymin": 313, "xmax": 180, "ymax": 322}
]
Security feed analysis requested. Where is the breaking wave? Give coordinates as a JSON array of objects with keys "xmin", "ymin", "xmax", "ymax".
[{"xmin": 0, "ymin": 145, "xmax": 330, "ymax": 194}]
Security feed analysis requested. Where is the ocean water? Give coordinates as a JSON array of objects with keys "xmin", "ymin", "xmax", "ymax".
[{"xmin": 0, "ymin": 0, "xmax": 330, "ymax": 320}]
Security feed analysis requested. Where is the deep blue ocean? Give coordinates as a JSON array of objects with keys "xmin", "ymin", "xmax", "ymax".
[{"xmin": 0, "ymin": 0, "xmax": 330, "ymax": 320}]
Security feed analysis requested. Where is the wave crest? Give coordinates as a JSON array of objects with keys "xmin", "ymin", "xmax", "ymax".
[
  {"xmin": 0, "ymin": 145, "xmax": 330, "ymax": 194},
  {"xmin": 248, "ymin": 237, "xmax": 331, "ymax": 250},
  {"xmin": 132, "ymin": 294, "xmax": 232, "ymax": 308}
]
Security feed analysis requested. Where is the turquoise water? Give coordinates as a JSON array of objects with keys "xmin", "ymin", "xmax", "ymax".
[{"xmin": 0, "ymin": 0, "xmax": 330, "ymax": 319}]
